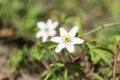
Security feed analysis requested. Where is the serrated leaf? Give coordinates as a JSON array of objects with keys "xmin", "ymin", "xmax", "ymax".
[
  {"xmin": 86, "ymin": 42, "xmax": 94, "ymax": 49},
  {"xmin": 92, "ymin": 49, "xmax": 112, "ymax": 67},
  {"xmin": 90, "ymin": 50, "xmax": 101, "ymax": 64},
  {"xmin": 86, "ymin": 40, "xmax": 112, "ymax": 67}
]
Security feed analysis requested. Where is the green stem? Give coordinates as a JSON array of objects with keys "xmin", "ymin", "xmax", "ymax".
[{"xmin": 70, "ymin": 53, "xmax": 75, "ymax": 62}]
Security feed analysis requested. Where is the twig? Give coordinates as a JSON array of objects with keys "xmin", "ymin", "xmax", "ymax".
[
  {"xmin": 113, "ymin": 38, "xmax": 120, "ymax": 80},
  {"xmin": 80, "ymin": 22, "xmax": 120, "ymax": 38},
  {"xmin": 42, "ymin": 58, "xmax": 51, "ymax": 70}
]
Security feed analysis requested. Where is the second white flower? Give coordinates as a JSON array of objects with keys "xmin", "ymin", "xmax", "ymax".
[{"xmin": 36, "ymin": 19, "xmax": 58, "ymax": 42}]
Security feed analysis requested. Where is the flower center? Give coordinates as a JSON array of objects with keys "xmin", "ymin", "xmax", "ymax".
[
  {"xmin": 44, "ymin": 27, "xmax": 49, "ymax": 32},
  {"xmin": 62, "ymin": 35, "xmax": 71, "ymax": 42}
]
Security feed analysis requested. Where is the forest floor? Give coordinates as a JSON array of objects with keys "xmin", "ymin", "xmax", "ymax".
[{"xmin": 0, "ymin": 36, "xmax": 40, "ymax": 80}]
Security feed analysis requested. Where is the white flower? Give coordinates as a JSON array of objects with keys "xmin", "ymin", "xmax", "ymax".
[
  {"xmin": 36, "ymin": 19, "xmax": 58, "ymax": 42},
  {"xmin": 50, "ymin": 26, "xmax": 84, "ymax": 53}
]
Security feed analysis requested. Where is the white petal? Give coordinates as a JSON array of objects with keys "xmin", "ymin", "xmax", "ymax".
[
  {"xmin": 51, "ymin": 37, "xmax": 62, "ymax": 43},
  {"xmin": 72, "ymin": 38, "xmax": 84, "ymax": 44},
  {"xmin": 49, "ymin": 30, "xmax": 56, "ymax": 36},
  {"xmin": 52, "ymin": 21, "xmax": 58, "ymax": 29},
  {"xmin": 42, "ymin": 34, "xmax": 48, "ymax": 42},
  {"xmin": 60, "ymin": 27, "xmax": 68, "ymax": 36},
  {"xmin": 69, "ymin": 26, "xmax": 78, "ymax": 37},
  {"xmin": 47, "ymin": 19, "xmax": 52, "ymax": 25},
  {"xmin": 66, "ymin": 44, "xmax": 74, "ymax": 53},
  {"xmin": 36, "ymin": 31, "xmax": 43, "ymax": 38},
  {"xmin": 37, "ymin": 22, "xmax": 45, "ymax": 29},
  {"xmin": 55, "ymin": 43, "xmax": 65, "ymax": 53}
]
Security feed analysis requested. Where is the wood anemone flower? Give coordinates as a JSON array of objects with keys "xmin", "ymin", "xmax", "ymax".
[
  {"xmin": 51, "ymin": 26, "xmax": 84, "ymax": 53},
  {"xmin": 36, "ymin": 19, "xmax": 58, "ymax": 42}
]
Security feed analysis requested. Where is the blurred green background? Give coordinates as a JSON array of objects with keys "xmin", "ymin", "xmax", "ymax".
[
  {"xmin": 0, "ymin": 0, "xmax": 120, "ymax": 80},
  {"xmin": 0, "ymin": 0, "xmax": 120, "ymax": 39}
]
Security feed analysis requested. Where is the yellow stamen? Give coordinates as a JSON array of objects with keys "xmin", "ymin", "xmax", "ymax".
[
  {"xmin": 62, "ymin": 35, "xmax": 71, "ymax": 42},
  {"xmin": 45, "ymin": 27, "xmax": 49, "ymax": 32}
]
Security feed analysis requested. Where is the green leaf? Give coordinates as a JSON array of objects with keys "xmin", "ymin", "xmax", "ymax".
[
  {"xmin": 108, "ymin": 35, "xmax": 120, "ymax": 51},
  {"xmin": 44, "ymin": 46, "xmax": 66, "ymax": 80},
  {"xmin": 116, "ymin": 77, "xmax": 120, "ymax": 80},
  {"xmin": 106, "ymin": 71, "xmax": 113, "ymax": 78},
  {"xmin": 85, "ymin": 40, "xmax": 112, "ymax": 67},
  {"xmin": 92, "ymin": 48, "xmax": 112, "ymax": 67},
  {"xmin": 74, "ymin": 17, "xmax": 82, "ymax": 35},
  {"xmin": 90, "ymin": 50, "xmax": 101, "ymax": 64},
  {"xmin": 93, "ymin": 73, "xmax": 104, "ymax": 80},
  {"xmin": 67, "ymin": 62, "xmax": 86, "ymax": 78},
  {"xmin": 9, "ymin": 50, "xmax": 23, "ymax": 72},
  {"xmin": 64, "ymin": 69, "xmax": 68, "ymax": 80},
  {"xmin": 44, "ymin": 68, "xmax": 57, "ymax": 80},
  {"xmin": 29, "ymin": 46, "xmax": 45, "ymax": 60},
  {"xmin": 86, "ymin": 40, "xmax": 107, "ymax": 49},
  {"xmin": 44, "ymin": 46, "xmax": 57, "ymax": 65},
  {"xmin": 50, "ymin": 61, "xmax": 65, "ymax": 67}
]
